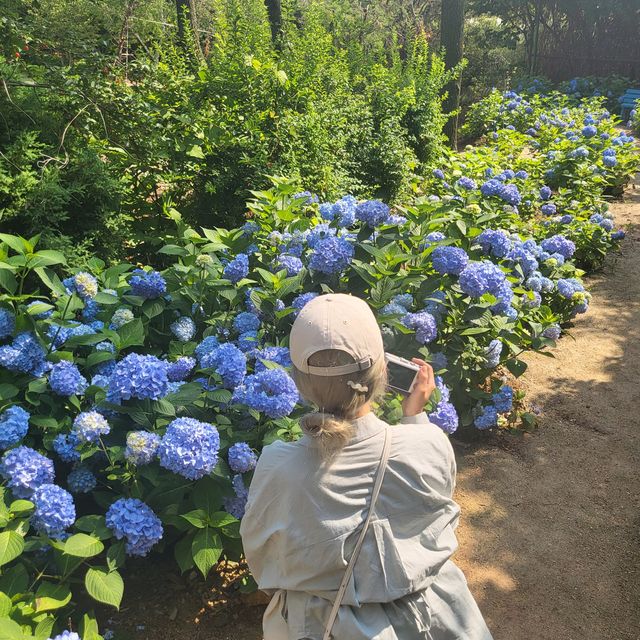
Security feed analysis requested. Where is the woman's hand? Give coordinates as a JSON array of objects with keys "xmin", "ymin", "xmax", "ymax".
[{"xmin": 401, "ymin": 358, "xmax": 436, "ymax": 418}]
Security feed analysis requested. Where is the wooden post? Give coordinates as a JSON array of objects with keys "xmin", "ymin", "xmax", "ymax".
[{"xmin": 441, "ymin": 0, "xmax": 465, "ymax": 147}]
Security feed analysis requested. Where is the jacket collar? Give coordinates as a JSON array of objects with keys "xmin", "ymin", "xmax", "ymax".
[{"xmin": 299, "ymin": 411, "xmax": 387, "ymax": 447}]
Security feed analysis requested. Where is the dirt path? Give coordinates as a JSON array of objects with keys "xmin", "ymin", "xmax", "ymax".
[
  {"xmin": 454, "ymin": 175, "xmax": 640, "ymax": 640},
  {"xmin": 109, "ymin": 179, "xmax": 640, "ymax": 640}
]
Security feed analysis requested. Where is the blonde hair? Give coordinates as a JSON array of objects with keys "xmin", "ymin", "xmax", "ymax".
[{"xmin": 292, "ymin": 349, "xmax": 388, "ymax": 459}]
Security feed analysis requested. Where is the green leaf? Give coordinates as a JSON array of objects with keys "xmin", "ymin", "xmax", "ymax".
[
  {"xmin": 0, "ymin": 563, "xmax": 28, "ymax": 596},
  {"xmin": 117, "ymin": 317, "xmax": 145, "ymax": 349},
  {"xmin": 28, "ymin": 250, "xmax": 67, "ymax": 268},
  {"xmin": 151, "ymin": 398, "xmax": 175, "ymax": 417},
  {"xmin": 208, "ymin": 512, "xmax": 237, "ymax": 528},
  {"xmin": 181, "ymin": 510, "xmax": 208, "ymax": 528},
  {"xmin": 174, "ymin": 534, "xmax": 195, "ymax": 573},
  {"xmin": 187, "ymin": 144, "xmax": 205, "ymax": 159},
  {"xmin": 74, "ymin": 515, "xmax": 112, "ymax": 540},
  {"xmin": 0, "ymin": 617, "xmax": 24, "ymax": 640},
  {"xmin": 34, "ymin": 581, "xmax": 72, "ymax": 612},
  {"xmin": 33, "ymin": 267, "xmax": 66, "ymax": 296},
  {"xmin": 106, "ymin": 541, "xmax": 126, "ymax": 571},
  {"xmin": 84, "ymin": 567, "xmax": 124, "ymax": 609},
  {"xmin": 0, "ymin": 591, "xmax": 11, "ymax": 617},
  {"xmin": 64, "ymin": 533, "xmax": 104, "ymax": 558},
  {"xmin": 86, "ymin": 351, "xmax": 114, "ymax": 369},
  {"xmin": 0, "ymin": 234, "xmax": 27, "ymax": 255},
  {"xmin": 193, "ymin": 478, "xmax": 223, "ymax": 518},
  {"xmin": 93, "ymin": 292, "xmax": 119, "ymax": 305},
  {"xmin": 0, "ymin": 269, "xmax": 17, "ymax": 294},
  {"xmin": 158, "ymin": 244, "xmax": 188, "ymax": 256},
  {"xmin": 0, "ymin": 531, "xmax": 24, "ymax": 567},
  {"xmin": 25, "ymin": 302, "xmax": 54, "ymax": 317},
  {"xmin": 79, "ymin": 613, "xmax": 101, "ymax": 640},
  {"xmin": 142, "ymin": 299, "xmax": 165, "ymax": 319},
  {"xmin": 34, "ymin": 616, "xmax": 55, "ymax": 640},
  {"xmin": 9, "ymin": 501, "xmax": 33, "ymax": 516},
  {"xmin": 0, "ymin": 384, "xmax": 19, "ymax": 401},
  {"xmin": 191, "ymin": 528, "xmax": 222, "ymax": 579},
  {"xmin": 505, "ymin": 358, "xmax": 528, "ymax": 378}
]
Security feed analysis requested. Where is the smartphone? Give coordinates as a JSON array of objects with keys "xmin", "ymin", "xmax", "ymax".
[{"xmin": 385, "ymin": 352, "xmax": 420, "ymax": 395}]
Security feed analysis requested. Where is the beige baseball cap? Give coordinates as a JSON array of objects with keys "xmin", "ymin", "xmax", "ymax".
[{"xmin": 290, "ymin": 293, "xmax": 384, "ymax": 376}]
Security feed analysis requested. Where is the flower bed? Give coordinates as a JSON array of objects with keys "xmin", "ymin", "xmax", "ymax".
[{"xmin": 0, "ymin": 91, "xmax": 637, "ymax": 639}]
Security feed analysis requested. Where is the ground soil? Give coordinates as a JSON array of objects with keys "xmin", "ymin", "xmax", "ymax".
[{"xmin": 105, "ymin": 177, "xmax": 640, "ymax": 640}]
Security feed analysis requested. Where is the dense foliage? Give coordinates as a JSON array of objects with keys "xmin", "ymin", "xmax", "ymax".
[{"xmin": 0, "ymin": 87, "xmax": 637, "ymax": 638}]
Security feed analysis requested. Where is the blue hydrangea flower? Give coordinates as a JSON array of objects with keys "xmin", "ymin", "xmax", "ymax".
[
  {"xmin": 242, "ymin": 221, "xmax": 260, "ymax": 236},
  {"xmin": 292, "ymin": 292, "xmax": 318, "ymax": 313},
  {"xmin": 0, "ymin": 308, "xmax": 15, "ymax": 340},
  {"xmin": 401, "ymin": 311, "xmax": 437, "ymax": 344},
  {"xmin": 53, "ymin": 433, "xmax": 81, "ymax": 463},
  {"xmin": 170, "ymin": 317, "xmax": 196, "ymax": 342},
  {"xmin": 474, "ymin": 405, "xmax": 498, "ymax": 430},
  {"xmin": 200, "ymin": 343, "xmax": 246, "ymax": 389},
  {"xmin": 455, "ymin": 177, "xmax": 477, "ymax": 190},
  {"xmin": 429, "ymin": 352, "xmax": 448, "ymax": 371},
  {"xmin": 158, "ymin": 417, "xmax": 220, "ymax": 480},
  {"xmin": 515, "ymin": 170, "xmax": 528, "ymax": 179},
  {"xmin": 194, "ymin": 335, "xmax": 220, "ymax": 364},
  {"xmin": 428, "ymin": 401, "xmax": 458, "ymax": 434},
  {"xmin": 49, "ymin": 632, "xmax": 81, "ymax": 640},
  {"xmin": 307, "ymin": 224, "xmax": 336, "ymax": 249},
  {"xmin": 109, "ymin": 307, "xmax": 134, "ymax": 330},
  {"xmin": 525, "ymin": 276, "xmax": 543, "ymax": 292},
  {"xmin": 233, "ymin": 312, "xmax": 261, "ymax": 335},
  {"xmin": 459, "ymin": 261, "xmax": 506, "ymax": 297},
  {"xmin": 223, "ymin": 254, "xmax": 249, "ymax": 284},
  {"xmin": 49, "ymin": 361, "xmax": 88, "ymax": 397},
  {"xmin": 254, "ymin": 346, "xmax": 291, "ymax": 372},
  {"xmin": 0, "ymin": 446, "xmax": 55, "ymax": 498},
  {"xmin": 557, "ymin": 278, "xmax": 584, "ymax": 299},
  {"xmin": 67, "ymin": 467, "xmax": 97, "ymax": 494},
  {"xmin": 431, "ymin": 246, "xmax": 469, "ymax": 276},
  {"xmin": 237, "ymin": 331, "xmax": 259, "ymax": 353},
  {"xmin": 110, "ymin": 354, "xmax": 169, "ymax": 400},
  {"xmin": 612, "ymin": 230, "xmax": 625, "ymax": 241},
  {"xmin": 72, "ymin": 272, "xmax": 98, "ymax": 300},
  {"xmin": 355, "ymin": 200, "xmax": 391, "ymax": 227},
  {"xmin": 381, "ymin": 302, "xmax": 406, "ymax": 316},
  {"xmin": 422, "ymin": 231, "xmax": 446, "ymax": 249},
  {"xmin": 106, "ymin": 497, "xmax": 163, "ymax": 557},
  {"xmin": 0, "ymin": 406, "xmax": 29, "ymax": 449},
  {"xmin": 582, "ymin": 125, "xmax": 597, "ymax": 137},
  {"xmin": 541, "ymin": 203, "xmax": 557, "ymax": 216},
  {"xmin": 223, "ymin": 474, "xmax": 249, "ymax": 519},
  {"xmin": 72, "ymin": 411, "xmax": 110, "ymax": 444},
  {"xmin": 129, "ymin": 269, "xmax": 166, "ymax": 299},
  {"xmin": 484, "ymin": 339, "xmax": 502, "ymax": 368},
  {"xmin": 571, "ymin": 146, "xmax": 589, "ymax": 159},
  {"xmin": 539, "ymin": 185, "xmax": 552, "ymax": 200},
  {"xmin": 600, "ymin": 219, "xmax": 614, "ymax": 231},
  {"xmin": 124, "ymin": 431, "xmax": 161, "ymax": 466},
  {"xmin": 166, "ymin": 356, "xmax": 196, "ymax": 382},
  {"xmin": 276, "ymin": 254, "xmax": 304, "ymax": 276},
  {"xmin": 81, "ymin": 299, "xmax": 100, "ymax": 322},
  {"xmin": 292, "ymin": 191, "xmax": 319, "ymax": 204},
  {"xmin": 476, "ymin": 229, "xmax": 512, "ymax": 258},
  {"xmin": 543, "ymin": 324, "xmax": 562, "ymax": 340},
  {"xmin": 432, "ymin": 169, "xmax": 445, "ymax": 180},
  {"xmin": 493, "ymin": 386, "xmax": 514, "ymax": 413},
  {"xmin": 541, "ymin": 235, "xmax": 576, "ymax": 259},
  {"xmin": 32, "ymin": 484, "xmax": 75, "ymax": 535},
  {"xmin": 232, "ymin": 368, "xmax": 298, "ymax": 419},
  {"xmin": 228, "ymin": 442, "xmax": 258, "ymax": 473},
  {"xmin": 0, "ymin": 332, "xmax": 47, "ymax": 376},
  {"xmin": 309, "ymin": 236, "xmax": 354, "ymax": 274},
  {"xmin": 506, "ymin": 243, "xmax": 538, "ymax": 277}
]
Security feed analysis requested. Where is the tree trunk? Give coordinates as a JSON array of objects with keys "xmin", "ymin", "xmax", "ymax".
[
  {"xmin": 265, "ymin": 0, "xmax": 283, "ymax": 50},
  {"xmin": 441, "ymin": 0, "xmax": 465, "ymax": 148}
]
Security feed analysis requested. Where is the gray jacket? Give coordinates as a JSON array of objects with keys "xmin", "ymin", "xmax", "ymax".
[{"xmin": 240, "ymin": 411, "xmax": 494, "ymax": 639}]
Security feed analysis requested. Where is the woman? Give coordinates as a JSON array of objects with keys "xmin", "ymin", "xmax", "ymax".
[{"xmin": 240, "ymin": 293, "xmax": 493, "ymax": 639}]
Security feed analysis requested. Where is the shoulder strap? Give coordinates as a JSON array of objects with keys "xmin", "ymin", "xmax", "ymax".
[{"xmin": 322, "ymin": 426, "xmax": 392, "ymax": 640}]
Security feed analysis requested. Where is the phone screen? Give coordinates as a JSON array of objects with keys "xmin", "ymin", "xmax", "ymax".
[{"xmin": 386, "ymin": 360, "xmax": 418, "ymax": 394}]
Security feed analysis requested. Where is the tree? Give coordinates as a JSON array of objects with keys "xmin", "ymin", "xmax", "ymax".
[
  {"xmin": 264, "ymin": 0, "xmax": 283, "ymax": 49},
  {"xmin": 441, "ymin": 0, "xmax": 465, "ymax": 146}
]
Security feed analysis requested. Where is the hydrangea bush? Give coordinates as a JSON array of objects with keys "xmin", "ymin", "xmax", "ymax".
[{"xmin": 0, "ymin": 91, "xmax": 636, "ymax": 638}]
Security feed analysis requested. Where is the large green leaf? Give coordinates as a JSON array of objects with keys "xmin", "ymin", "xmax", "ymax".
[
  {"xmin": 74, "ymin": 515, "xmax": 112, "ymax": 540},
  {"xmin": 0, "ymin": 563, "xmax": 28, "ymax": 596},
  {"xmin": 191, "ymin": 528, "xmax": 222, "ymax": 579},
  {"xmin": 0, "ymin": 617, "xmax": 24, "ymax": 640},
  {"xmin": 117, "ymin": 317, "xmax": 145, "ymax": 349},
  {"xmin": 0, "ymin": 592, "xmax": 11, "ymax": 617},
  {"xmin": 0, "ymin": 531, "xmax": 24, "ymax": 567},
  {"xmin": 84, "ymin": 567, "xmax": 124, "ymax": 609},
  {"xmin": 34, "ymin": 581, "xmax": 72, "ymax": 612},
  {"xmin": 64, "ymin": 533, "xmax": 104, "ymax": 558}
]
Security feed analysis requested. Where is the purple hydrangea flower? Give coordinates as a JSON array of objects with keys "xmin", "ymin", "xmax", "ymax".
[{"xmin": 401, "ymin": 311, "xmax": 437, "ymax": 344}]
